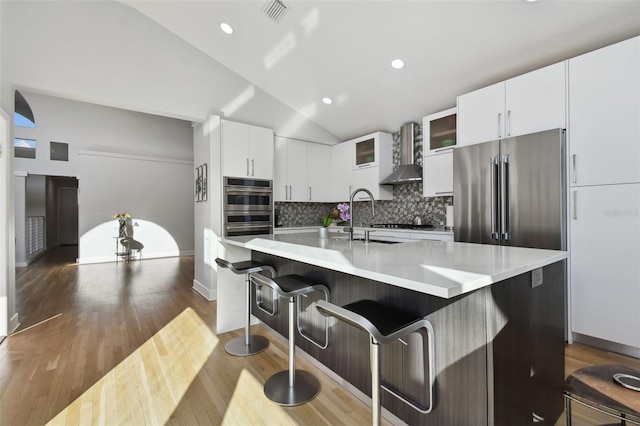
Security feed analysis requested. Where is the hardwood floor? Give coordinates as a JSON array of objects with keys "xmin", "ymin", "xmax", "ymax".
[{"xmin": 1, "ymin": 247, "xmax": 638, "ymax": 425}]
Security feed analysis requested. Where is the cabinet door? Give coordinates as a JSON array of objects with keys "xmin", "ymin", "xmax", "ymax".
[
  {"xmin": 222, "ymin": 120, "xmax": 250, "ymax": 178},
  {"xmin": 423, "ymin": 107, "xmax": 457, "ymax": 156},
  {"xmin": 505, "ymin": 61, "xmax": 566, "ymax": 138},
  {"xmin": 287, "ymin": 139, "xmax": 308, "ymax": 201},
  {"xmin": 331, "ymin": 141, "xmax": 353, "ymax": 202},
  {"xmin": 457, "ymin": 82, "xmax": 505, "ymax": 147},
  {"xmin": 307, "ymin": 143, "xmax": 332, "ymax": 202},
  {"xmin": 248, "ymin": 125, "xmax": 274, "ymax": 180},
  {"xmin": 352, "ymin": 167, "xmax": 393, "ymax": 201},
  {"xmin": 423, "ymin": 151, "xmax": 453, "ymax": 197},
  {"xmin": 569, "ymin": 36, "xmax": 640, "ymax": 186},
  {"xmin": 274, "ymin": 137, "xmax": 288, "ymax": 201},
  {"xmin": 570, "ymin": 183, "xmax": 640, "ymax": 348}
]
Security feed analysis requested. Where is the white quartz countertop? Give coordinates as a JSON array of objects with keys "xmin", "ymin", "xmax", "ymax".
[{"xmin": 221, "ymin": 232, "xmax": 568, "ymax": 299}]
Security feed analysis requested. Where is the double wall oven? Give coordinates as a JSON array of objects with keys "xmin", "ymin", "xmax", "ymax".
[{"xmin": 223, "ymin": 177, "xmax": 273, "ymax": 237}]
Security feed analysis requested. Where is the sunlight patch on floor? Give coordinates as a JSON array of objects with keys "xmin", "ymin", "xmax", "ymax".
[
  {"xmin": 46, "ymin": 308, "xmax": 217, "ymax": 425},
  {"xmin": 222, "ymin": 369, "xmax": 293, "ymax": 425}
]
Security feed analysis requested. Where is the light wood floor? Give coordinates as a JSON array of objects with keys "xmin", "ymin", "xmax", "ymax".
[{"xmin": 1, "ymin": 247, "xmax": 638, "ymax": 425}]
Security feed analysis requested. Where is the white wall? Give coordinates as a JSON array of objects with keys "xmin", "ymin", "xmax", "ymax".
[
  {"xmin": 78, "ymin": 151, "xmax": 193, "ymax": 263},
  {"xmin": 192, "ymin": 115, "xmax": 222, "ymax": 300},
  {"xmin": 14, "ymin": 92, "xmax": 193, "ymax": 176},
  {"xmin": 0, "ymin": 1, "xmax": 339, "ymax": 145},
  {"xmin": 13, "ymin": 173, "xmax": 26, "ymax": 267}
]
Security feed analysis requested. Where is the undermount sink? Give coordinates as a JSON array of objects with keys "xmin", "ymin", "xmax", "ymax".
[{"xmin": 332, "ymin": 236, "xmax": 401, "ymax": 244}]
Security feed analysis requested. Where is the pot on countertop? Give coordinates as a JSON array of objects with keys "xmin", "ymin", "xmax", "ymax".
[{"xmin": 413, "ymin": 215, "xmax": 422, "ymax": 225}]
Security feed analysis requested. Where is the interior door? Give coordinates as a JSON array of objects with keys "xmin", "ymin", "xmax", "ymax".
[{"xmin": 57, "ymin": 187, "xmax": 78, "ymax": 245}]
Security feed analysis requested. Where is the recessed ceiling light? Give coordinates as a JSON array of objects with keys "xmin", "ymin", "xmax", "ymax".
[
  {"xmin": 322, "ymin": 97, "xmax": 333, "ymax": 105},
  {"xmin": 391, "ymin": 59, "xmax": 405, "ymax": 70},
  {"xmin": 220, "ymin": 22, "xmax": 234, "ymax": 35}
]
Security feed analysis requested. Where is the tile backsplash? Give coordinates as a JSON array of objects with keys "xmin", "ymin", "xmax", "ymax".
[{"xmin": 275, "ymin": 124, "xmax": 453, "ymax": 227}]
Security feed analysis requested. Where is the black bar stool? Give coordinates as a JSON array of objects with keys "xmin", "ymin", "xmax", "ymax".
[
  {"xmin": 251, "ymin": 272, "xmax": 330, "ymax": 406},
  {"xmin": 316, "ymin": 299, "xmax": 435, "ymax": 426},
  {"xmin": 215, "ymin": 258, "xmax": 276, "ymax": 356}
]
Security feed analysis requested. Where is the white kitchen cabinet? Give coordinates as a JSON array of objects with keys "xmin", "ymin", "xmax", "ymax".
[
  {"xmin": 331, "ymin": 141, "xmax": 353, "ymax": 202},
  {"xmin": 568, "ymin": 36, "xmax": 640, "ymax": 186},
  {"xmin": 423, "ymin": 151, "xmax": 453, "ymax": 197},
  {"xmin": 352, "ymin": 132, "xmax": 392, "ymax": 170},
  {"xmin": 457, "ymin": 61, "xmax": 566, "ymax": 147},
  {"xmin": 570, "ymin": 183, "xmax": 640, "ymax": 349},
  {"xmin": 274, "ymin": 137, "xmax": 307, "ymax": 201},
  {"xmin": 307, "ymin": 142, "xmax": 332, "ymax": 202},
  {"xmin": 457, "ymin": 82, "xmax": 505, "ymax": 147},
  {"xmin": 222, "ymin": 120, "xmax": 274, "ymax": 180},
  {"xmin": 276, "ymin": 138, "xmax": 332, "ymax": 202},
  {"xmin": 423, "ymin": 107, "xmax": 457, "ymax": 156},
  {"xmin": 352, "ymin": 166, "xmax": 393, "ymax": 201}
]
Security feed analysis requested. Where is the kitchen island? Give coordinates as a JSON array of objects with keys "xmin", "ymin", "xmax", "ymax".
[{"xmin": 220, "ymin": 233, "xmax": 568, "ymax": 425}]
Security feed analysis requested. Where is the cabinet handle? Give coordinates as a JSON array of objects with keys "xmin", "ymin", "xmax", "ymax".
[
  {"xmin": 497, "ymin": 113, "xmax": 502, "ymax": 139},
  {"xmin": 435, "ymin": 191, "xmax": 453, "ymax": 195},
  {"xmin": 251, "ymin": 159, "xmax": 255, "ymax": 176},
  {"xmin": 572, "ymin": 154, "xmax": 577, "ymax": 184},
  {"xmin": 289, "ymin": 185, "xmax": 292, "ymax": 200},
  {"xmin": 506, "ymin": 110, "xmax": 511, "ymax": 136},
  {"xmin": 358, "ymin": 163, "xmax": 371, "ymax": 168},
  {"xmin": 434, "ymin": 147, "xmax": 454, "ymax": 153},
  {"xmin": 573, "ymin": 191, "xmax": 577, "ymax": 220},
  {"xmin": 246, "ymin": 158, "xmax": 250, "ymax": 176},
  {"xmin": 284, "ymin": 185, "xmax": 288, "ymax": 200},
  {"xmin": 308, "ymin": 187, "xmax": 312, "ymax": 201}
]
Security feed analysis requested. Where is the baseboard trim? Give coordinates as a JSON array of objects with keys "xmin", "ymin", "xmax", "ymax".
[
  {"xmin": 192, "ymin": 279, "xmax": 216, "ymax": 301},
  {"xmin": 257, "ymin": 321, "xmax": 405, "ymax": 426},
  {"xmin": 9, "ymin": 313, "xmax": 20, "ymax": 334},
  {"xmin": 573, "ymin": 332, "xmax": 640, "ymax": 359},
  {"xmin": 78, "ymin": 251, "xmax": 195, "ymax": 265}
]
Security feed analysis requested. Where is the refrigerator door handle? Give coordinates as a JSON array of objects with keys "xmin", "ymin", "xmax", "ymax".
[
  {"xmin": 490, "ymin": 157, "xmax": 500, "ymax": 240},
  {"xmin": 501, "ymin": 155, "xmax": 510, "ymax": 241}
]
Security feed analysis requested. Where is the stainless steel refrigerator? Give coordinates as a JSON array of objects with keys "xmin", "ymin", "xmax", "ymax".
[{"xmin": 453, "ymin": 128, "xmax": 566, "ymax": 250}]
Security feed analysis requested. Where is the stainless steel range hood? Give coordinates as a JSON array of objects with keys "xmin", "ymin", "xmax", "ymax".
[{"xmin": 380, "ymin": 122, "xmax": 422, "ymax": 185}]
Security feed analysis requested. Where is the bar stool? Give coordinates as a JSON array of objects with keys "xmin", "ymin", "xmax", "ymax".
[
  {"xmin": 214, "ymin": 258, "xmax": 276, "ymax": 356},
  {"xmin": 316, "ymin": 299, "xmax": 435, "ymax": 426},
  {"xmin": 250, "ymin": 272, "xmax": 330, "ymax": 406}
]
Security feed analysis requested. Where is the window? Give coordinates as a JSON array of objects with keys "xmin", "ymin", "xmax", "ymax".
[
  {"xmin": 14, "ymin": 112, "xmax": 35, "ymax": 128},
  {"xmin": 14, "ymin": 138, "xmax": 37, "ymax": 159},
  {"xmin": 14, "ymin": 90, "xmax": 36, "ymax": 128}
]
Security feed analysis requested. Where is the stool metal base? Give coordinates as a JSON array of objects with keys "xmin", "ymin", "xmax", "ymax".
[
  {"xmin": 264, "ymin": 370, "xmax": 320, "ymax": 406},
  {"xmin": 225, "ymin": 335, "xmax": 269, "ymax": 357}
]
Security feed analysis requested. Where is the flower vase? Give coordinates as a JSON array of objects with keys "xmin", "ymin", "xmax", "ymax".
[{"xmin": 319, "ymin": 227, "xmax": 329, "ymax": 239}]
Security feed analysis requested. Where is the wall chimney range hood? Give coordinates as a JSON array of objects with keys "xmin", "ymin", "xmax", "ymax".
[{"xmin": 380, "ymin": 122, "xmax": 422, "ymax": 185}]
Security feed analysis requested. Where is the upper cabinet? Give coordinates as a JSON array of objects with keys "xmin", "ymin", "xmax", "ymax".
[
  {"xmin": 222, "ymin": 120, "xmax": 274, "ymax": 180},
  {"xmin": 423, "ymin": 108, "xmax": 456, "ymax": 197},
  {"xmin": 568, "ymin": 36, "xmax": 640, "ymax": 186},
  {"xmin": 352, "ymin": 132, "xmax": 391, "ymax": 170},
  {"xmin": 307, "ymin": 143, "xmax": 332, "ymax": 202},
  {"xmin": 275, "ymin": 137, "xmax": 332, "ymax": 202},
  {"xmin": 457, "ymin": 61, "xmax": 566, "ymax": 147},
  {"xmin": 331, "ymin": 132, "xmax": 393, "ymax": 201},
  {"xmin": 330, "ymin": 141, "xmax": 353, "ymax": 202}
]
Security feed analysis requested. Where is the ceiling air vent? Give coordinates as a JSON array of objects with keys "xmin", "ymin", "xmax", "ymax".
[{"xmin": 261, "ymin": 0, "xmax": 289, "ymax": 23}]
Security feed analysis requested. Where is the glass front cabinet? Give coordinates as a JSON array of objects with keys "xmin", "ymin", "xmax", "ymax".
[{"xmin": 423, "ymin": 107, "xmax": 456, "ymax": 197}]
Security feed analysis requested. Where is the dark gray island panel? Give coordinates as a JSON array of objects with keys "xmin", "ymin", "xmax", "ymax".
[{"xmin": 251, "ymin": 252, "xmax": 566, "ymax": 425}]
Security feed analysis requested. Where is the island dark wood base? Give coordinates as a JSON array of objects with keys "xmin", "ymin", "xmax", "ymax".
[{"xmin": 251, "ymin": 252, "xmax": 566, "ymax": 425}]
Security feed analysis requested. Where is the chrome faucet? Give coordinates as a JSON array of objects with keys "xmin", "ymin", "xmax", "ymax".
[{"xmin": 346, "ymin": 188, "xmax": 375, "ymax": 241}]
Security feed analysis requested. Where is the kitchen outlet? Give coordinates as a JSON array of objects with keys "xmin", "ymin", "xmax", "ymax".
[{"xmin": 531, "ymin": 268, "xmax": 543, "ymax": 288}]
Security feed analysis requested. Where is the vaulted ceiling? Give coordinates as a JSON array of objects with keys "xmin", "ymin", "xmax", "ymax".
[{"xmin": 121, "ymin": 1, "xmax": 640, "ymax": 141}]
